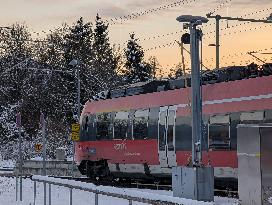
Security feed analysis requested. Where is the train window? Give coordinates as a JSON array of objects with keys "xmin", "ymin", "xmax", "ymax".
[
  {"xmin": 265, "ymin": 110, "xmax": 272, "ymax": 122},
  {"xmin": 148, "ymin": 108, "xmax": 159, "ymax": 139},
  {"xmin": 209, "ymin": 115, "xmax": 230, "ymax": 150},
  {"xmin": 80, "ymin": 115, "xmax": 89, "ymax": 141},
  {"xmin": 114, "ymin": 111, "xmax": 129, "ymax": 140},
  {"xmin": 175, "ymin": 116, "xmax": 192, "ymax": 151},
  {"xmin": 159, "ymin": 110, "xmax": 167, "ymax": 150},
  {"xmin": 167, "ymin": 110, "xmax": 175, "ymax": 151},
  {"xmin": 84, "ymin": 115, "xmax": 89, "ymax": 131},
  {"xmin": 133, "ymin": 109, "xmax": 149, "ymax": 140},
  {"xmin": 96, "ymin": 113, "xmax": 112, "ymax": 140},
  {"xmin": 240, "ymin": 111, "xmax": 264, "ymax": 122}
]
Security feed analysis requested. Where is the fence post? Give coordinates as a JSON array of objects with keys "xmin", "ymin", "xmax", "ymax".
[
  {"xmin": 44, "ymin": 182, "xmax": 46, "ymax": 205},
  {"xmin": 129, "ymin": 199, "xmax": 132, "ymax": 205},
  {"xmin": 49, "ymin": 184, "xmax": 51, "ymax": 205},
  {"xmin": 70, "ymin": 188, "xmax": 73, "ymax": 205},
  {"xmin": 34, "ymin": 181, "xmax": 36, "ymax": 205},
  {"xmin": 15, "ymin": 176, "xmax": 18, "ymax": 201},
  {"xmin": 19, "ymin": 175, "xmax": 23, "ymax": 201},
  {"xmin": 95, "ymin": 193, "xmax": 98, "ymax": 205}
]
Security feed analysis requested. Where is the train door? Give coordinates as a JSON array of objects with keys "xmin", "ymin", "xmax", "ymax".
[{"xmin": 158, "ymin": 106, "xmax": 177, "ymax": 168}]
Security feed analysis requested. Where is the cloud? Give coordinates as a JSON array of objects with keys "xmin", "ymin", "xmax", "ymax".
[{"xmin": 75, "ymin": 0, "xmax": 173, "ymax": 19}]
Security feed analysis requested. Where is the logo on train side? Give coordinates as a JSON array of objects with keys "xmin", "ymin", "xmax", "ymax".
[{"xmin": 114, "ymin": 142, "xmax": 127, "ymax": 151}]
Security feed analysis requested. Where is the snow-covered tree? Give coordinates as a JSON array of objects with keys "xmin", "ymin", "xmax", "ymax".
[
  {"xmin": 0, "ymin": 16, "xmax": 124, "ymax": 160},
  {"xmin": 92, "ymin": 14, "xmax": 120, "ymax": 91},
  {"xmin": 124, "ymin": 33, "xmax": 152, "ymax": 83},
  {"xmin": 0, "ymin": 104, "xmax": 18, "ymax": 144}
]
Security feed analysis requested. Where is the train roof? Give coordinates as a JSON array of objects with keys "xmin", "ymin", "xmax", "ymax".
[{"xmin": 91, "ymin": 63, "xmax": 272, "ymax": 101}]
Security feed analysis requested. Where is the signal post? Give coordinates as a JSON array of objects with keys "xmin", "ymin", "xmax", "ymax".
[{"xmin": 172, "ymin": 15, "xmax": 214, "ymax": 202}]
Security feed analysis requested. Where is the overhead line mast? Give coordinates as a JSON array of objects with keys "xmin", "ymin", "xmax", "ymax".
[{"xmin": 206, "ymin": 14, "xmax": 272, "ymax": 69}]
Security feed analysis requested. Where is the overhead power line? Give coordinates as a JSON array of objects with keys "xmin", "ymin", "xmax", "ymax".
[
  {"xmin": 144, "ymin": 23, "xmax": 272, "ymax": 52},
  {"xmin": 107, "ymin": 0, "xmax": 198, "ymax": 25},
  {"xmin": 220, "ymin": 48, "xmax": 272, "ymax": 61},
  {"xmin": 208, "ymin": 0, "xmax": 233, "ymax": 16},
  {"xmin": 138, "ymin": 7, "xmax": 272, "ymax": 43}
]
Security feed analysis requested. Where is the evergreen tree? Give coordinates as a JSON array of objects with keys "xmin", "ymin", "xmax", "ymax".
[
  {"xmin": 168, "ymin": 63, "xmax": 184, "ymax": 79},
  {"xmin": 124, "ymin": 33, "xmax": 152, "ymax": 83},
  {"xmin": 64, "ymin": 17, "xmax": 93, "ymax": 65},
  {"xmin": 0, "ymin": 16, "xmax": 124, "ymax": 160},
  {"xmin": 147, "ymin": 56, "xmax": 163, "ymax": 79},
  {"xmin": 92, "ymin": 14, "xmax": 120, "ymax": 91}
]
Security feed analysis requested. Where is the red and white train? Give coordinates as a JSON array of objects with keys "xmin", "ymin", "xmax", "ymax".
[{"xmin": 75, "ymin": 65, "xmax": 272, "ymax": 188}]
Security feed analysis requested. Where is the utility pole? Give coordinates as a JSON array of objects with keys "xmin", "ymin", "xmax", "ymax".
[
  {"xmin": 69, "ymin": 59, "xmax": 81, "ymax": 178},
  {"xmin": 175, "ymin": 41, "xmax": 187, "ymax": 77},
  {"xmin": 40, "ymin": 112, "xmax": 47, "ymax": 205},
  {"xmin": 40, "ymin": 113, "xmax": 46, "ymax": 176},
  {"xmin": 76, "ymin": 65, "xmax": 81, "ymax": 124},
  {"xmin": 215, "ymin": 15, "xmax": 220, "ymax": 70},
  {"xmin": 206, "ymin": 13, "xmax": 272, "ymax": 69}
]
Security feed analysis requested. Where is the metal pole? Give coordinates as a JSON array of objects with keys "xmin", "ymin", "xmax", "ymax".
[
  {"xmin": 34, "ymin": 181, "xmax": 36, "ymax": 205},
  {"xmin": 72, "ymin": 65, "xmax": 80, "ymax": 178},
  {"xmin": 76, "ymin": 65, "xmax": 81, "ymax": 122},
  {"xmin": 129, "ymin": 199, "xmax": 132, "ymax": 205},
  {"xmin": 15, "ymin": 175, "xmax": 18, "ymax": 201},
  {"xmin": 200, "ymin": 34, "xmax": 203, "ymax": 161},
  {"xmin": 95, "ymin": 193, "xmax": 98, "ymax": 205},
  {"xmin": 190, "ymin": 24, "xmax": 202, "ymax": 165},
  {"xmin": 44, "ymin": 182, "xmax": 46, "ymax": 205},
  {"xmin": 70, "ymin": 188, "xmax": 73, "ymax": 205},
  {"xmin": 18, "ymin": 125, "xmax": 23, "ymax": 201},
  {"xmin": 215, "ymin": 15, "xmax": 220, "ymax": 70},
  {"xmin": 49, "ymin": 184, "xmax": 51, "ymax": 205},
  {"xmin": 41, "ymin": 113, "xmax": 47, "ymax": 205},
  {"xmin": 19, "ymin": 174, "xmax": 22, "ymax": 201},
  {"xmin": 41, "ymin": 113, "xmax": 46, "ymax": 176},
  {"xmin": 180, "ymin": 42, "xmax": 187, "ymax": 78}
]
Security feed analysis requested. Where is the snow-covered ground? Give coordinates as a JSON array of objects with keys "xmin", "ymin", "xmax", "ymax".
[{"xmin": 0, "ymin": 176, "xmax": 238, "ymax": 205}]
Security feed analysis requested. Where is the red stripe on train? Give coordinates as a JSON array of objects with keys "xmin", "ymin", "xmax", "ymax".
[
  {"xmin": 75, "ymin": 139, "xmax": 160, "ymax": 165},
  {"xmin": 176, "ymin": 151, "xmax": 238, "ymax": 168},
  {"xmin": 75, "ymin": 140, "xmax": 237, "ymax": 168}
]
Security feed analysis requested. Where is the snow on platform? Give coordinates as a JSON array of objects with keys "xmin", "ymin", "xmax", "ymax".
[{"xmin": 0, "ymin": 176, "xmax": 238, "ymax": 205}]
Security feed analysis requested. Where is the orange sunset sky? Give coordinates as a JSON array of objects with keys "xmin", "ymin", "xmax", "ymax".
[{"xmin": 0, "ymin": 0, "xmax": 271, "ymax": 73}]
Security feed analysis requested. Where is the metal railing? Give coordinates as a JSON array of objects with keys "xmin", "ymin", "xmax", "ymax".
[{"xmin": 31, "ymin": 175, "xmax": 182, "ymax": 205}]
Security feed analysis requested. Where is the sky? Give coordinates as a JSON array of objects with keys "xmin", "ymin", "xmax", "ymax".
[{"xmin": 0, "ymin": 0, "xmax": 272, "ymax": 73}]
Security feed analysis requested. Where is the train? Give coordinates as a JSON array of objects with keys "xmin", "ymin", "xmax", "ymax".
[{"xmin": 75, "ymin": 63, "xmax": 272, "ymax": 189}]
